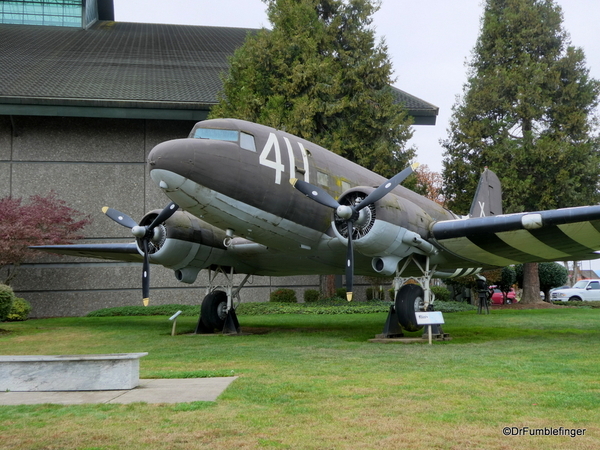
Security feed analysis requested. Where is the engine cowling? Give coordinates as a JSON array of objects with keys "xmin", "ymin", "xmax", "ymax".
[
  {"xmin": 136, "ymin": 209, "xmax": 227, "ymax": 282},
  {"xmin": 331, "ymin": 187, "xmax": 439, "ymax": 275}
]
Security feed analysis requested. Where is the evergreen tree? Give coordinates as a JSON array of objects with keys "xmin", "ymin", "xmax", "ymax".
[
  {"xmin": 210, "ymin": 0, "xmax": 415, "ymax": 178},
  {"xmin": 441, "ymin": 0, "xmax": 600, "ymax": 303}
]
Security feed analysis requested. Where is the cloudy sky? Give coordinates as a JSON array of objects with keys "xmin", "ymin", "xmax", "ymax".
[{"xmin": 114, "ymin": 0, "xmax": 600, "ymax": 175}]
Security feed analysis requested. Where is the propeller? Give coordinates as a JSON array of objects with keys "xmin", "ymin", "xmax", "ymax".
[
  {"xmin": 102, "ymin": 202, "xmax": 179, "ymax": 306},
  {"xmin": 291, "ymin": 163, "xmax": 418, "ymax": 301}
]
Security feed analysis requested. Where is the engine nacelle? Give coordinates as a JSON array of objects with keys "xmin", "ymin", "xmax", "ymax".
[
  {"xmin": 332, "ymin": 187, "xmax": 440, "ymax": 275},
  {"xmin": 348, "ymin": 220, "xmax": 416, "ymax": 258},
  {"xmin": 136, "ymin": 209, "xmax": 227, "ymax": 283}
]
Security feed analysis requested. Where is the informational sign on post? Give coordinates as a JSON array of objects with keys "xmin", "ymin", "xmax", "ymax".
[
  {"xmin": 416, "ymin": 311, "xmax": 445, "ymax": 345},
  {"xmin": 416, "ymin": 311, "xmax": 444, "ymax": 325}
]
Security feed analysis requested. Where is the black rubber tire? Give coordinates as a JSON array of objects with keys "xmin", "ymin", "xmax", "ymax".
[
  {"xmin": 568, "ymin": 296, "xmax": 582, "ymax": 302},
  {"xmin": 395, "ymin": 284, "xmax": 425, "ymax": 332},
  {"xmin": 201, "ymin": 290, "xmax": 228, "ymax": 331}
]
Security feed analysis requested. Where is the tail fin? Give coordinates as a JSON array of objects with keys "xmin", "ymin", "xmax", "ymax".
[{"xmin": 469, "ymin": 168, "xmax": 502, "ymax": 218}]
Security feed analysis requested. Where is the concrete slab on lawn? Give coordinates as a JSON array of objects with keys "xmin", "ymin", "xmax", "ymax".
[{"xmin": 0, "ymin": 377, "xmax": 237, "ymax": 405}]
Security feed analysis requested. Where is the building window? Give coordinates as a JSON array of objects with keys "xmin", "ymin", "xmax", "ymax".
[{"xmin": 1, "ymin": 0, "xmax": 83, "ymax": 27}]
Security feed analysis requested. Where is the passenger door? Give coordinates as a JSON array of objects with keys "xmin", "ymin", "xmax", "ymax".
[{"xmin": 586, "ymin": 281, "xmax": 600, "ymax": 301}]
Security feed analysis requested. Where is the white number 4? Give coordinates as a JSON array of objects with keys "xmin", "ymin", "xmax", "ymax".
[{"xmin": 259, "ymin": 132, "xmax": 285, "ymax": 184}]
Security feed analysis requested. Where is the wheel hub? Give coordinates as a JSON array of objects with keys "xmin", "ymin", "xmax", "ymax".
[{"xmin": 217, "ymin": 301, "xmax": 228, "ymax": 320}]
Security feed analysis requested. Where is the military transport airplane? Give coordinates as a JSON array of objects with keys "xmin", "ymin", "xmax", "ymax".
[{"xmin": 34, "ymin": 118, "xmax": 600, "ymax": 334}]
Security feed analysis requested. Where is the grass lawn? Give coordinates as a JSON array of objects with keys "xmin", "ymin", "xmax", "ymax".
[{"xmin": 1, "ymin": 307, "xmax": 600, "ymax": 449}]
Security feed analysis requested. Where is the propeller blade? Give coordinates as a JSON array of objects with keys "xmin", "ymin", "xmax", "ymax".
[
  {"xmin": 292, "ymin": 164, "xmax": 418, "ymax": 303},
  {"xmin": 103, "ymin": 204, "xmax": 179, "ymax": 307},
  {"xmin": 102, "ymin": 207, "xmax": 138, "ymax": 229},
  {"xmin": 148, "ymin": 202, "xmax": 179, "ymax": 230},
  {"xmin": 142, "ymin": 239, "xmax": 150, "ymax": 306},
  {"xmin": 356, "ymin": 163, "xmax": 419, "ymax": 211},
  {"xmin": 345, "ymin": 220, "xmax": 354, "ymax": 302},
  {"xmin": 290, "ymin": 178, "xmax": 340, "ymax": 210}
]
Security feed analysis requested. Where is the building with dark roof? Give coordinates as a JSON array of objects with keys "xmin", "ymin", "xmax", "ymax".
[
  {"xmin": 1, "ymin": 22, "xmax": 255, "ymax": 121},
  {"xmin": 0, "ymin": 18, "xmax": 438, "ymax": 123},
  {"xmin": 0, "ymin": 0, "xmax": 439, "ymax": 317}
]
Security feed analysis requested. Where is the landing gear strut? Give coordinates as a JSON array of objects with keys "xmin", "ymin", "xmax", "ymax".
[
  {"xmin": 195, "ymin": 267, "xmax": 250, "ymax": 334},
  {"xmin": 380, "ymin": 255, "xmax": 443, "ymax": 338}
]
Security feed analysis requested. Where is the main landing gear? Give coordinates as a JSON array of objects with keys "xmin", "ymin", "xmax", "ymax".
[
  {"xmin": 195, "ymin": 267, "xmax": 250, "ymax": 335},
  {"xmin": 380, "ymin": 255, "xmax": 444, "ymax": 339}
]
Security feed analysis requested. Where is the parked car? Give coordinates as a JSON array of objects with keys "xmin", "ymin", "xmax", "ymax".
[
  {"xmin": 550, "ymin": 280, "xmax": 600, "ymax": 302},
  {"xmin": 489, "ymin": 286, "xmax": 517, "ymax": 304}
]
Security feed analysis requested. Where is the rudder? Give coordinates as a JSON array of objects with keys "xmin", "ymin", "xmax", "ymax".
[{"xmin": 469, "ymin": 168, "xmax": 502, "ymax": 218}]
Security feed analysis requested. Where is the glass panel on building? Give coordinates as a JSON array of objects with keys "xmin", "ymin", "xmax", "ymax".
[{"xmin": 0, "ymin": 0, "xmax": 84, "ymax": 27}]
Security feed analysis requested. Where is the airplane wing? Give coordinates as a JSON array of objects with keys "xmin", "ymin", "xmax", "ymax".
[
  {"xmin": 431, "ymin": 205, "xmax": 600, "ymax": 267},
  {"xmin": 31, "ymin": 243, "xmax": 143, "ymax": 263}
]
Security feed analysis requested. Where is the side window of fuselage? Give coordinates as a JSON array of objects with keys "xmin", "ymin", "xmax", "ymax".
[
  {"xmin": 317, "ymin": 171, "xmax": 328, "ymax": 187},
  {"xmin": 240, "ymin": 132, "xmax": 256, "ymax": 152}
]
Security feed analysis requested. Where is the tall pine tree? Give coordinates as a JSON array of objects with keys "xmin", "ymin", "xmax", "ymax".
[
  {"xmin": 442, "ymin": 0, "xmax": 600, "ymax": 303},
  {"xmin": 210, "ymin": 0, "xmax": 415, "ymax": 178}
]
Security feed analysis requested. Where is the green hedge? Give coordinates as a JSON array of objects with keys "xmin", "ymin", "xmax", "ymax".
[
  {"xmin": 269, "ymin": 289, "xmax": 297, "ymax": 303},
  {"xmin": 434, "ymin": 301, "xmax": 476, "ymax": 313},
  {"xmin": 304, "ymin": 289, "xmax": 321, "ymax": 303},
  {"xmin": 366, "ymin": 287, "xmax": 386, "ymax": 300},
  {"xmin": 0, "ymin": 284, "xmax": 15, "ymax": 322},
  {"xmin": 87, "ymin": 304, "xmax": 199, "ymax": 317},
  {"xmin": 238, "ymin": 300, "xmax": 390, "ymax": 315},
  {"xmin": 431, "ymin": 286, "xmax": 451, "ymax": 302},
  {"xmin": 551, "ymin": 300, "xmax": 600, "ymax": 308},
  {"xmin": 387, "ymin": 286, "xmax": 453, "ymax": 302},
  {"xmin": 6, "ymin": 297, "xmax": 32, "ymax": 321},
  {"xmin": 86, "ymin": 299, "xmax": 476, "ymax": 317}
]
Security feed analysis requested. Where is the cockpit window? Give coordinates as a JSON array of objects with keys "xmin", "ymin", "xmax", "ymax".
[
  {"xmin": 240, "ymin": 132, "xmax": 256, "ymax": 152},
  {"xmin": 192, "ymin": 128, "xmax": 257, "ymax": 152},
  {"xmin": 193, "ymin": 128, "xmax": 239, "ymax": 141}
]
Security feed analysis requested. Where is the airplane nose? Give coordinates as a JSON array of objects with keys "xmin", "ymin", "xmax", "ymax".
[
  {"xmin": 148, "ymin": 136, "xmax": 242, "ymax": 208},
  {"xmin": 148, "ymin": 139, "xmax": 195, "ymax": 179}
]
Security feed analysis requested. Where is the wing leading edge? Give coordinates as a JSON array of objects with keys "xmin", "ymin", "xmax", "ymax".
[
  {"xmin": 31, "ymin": 243, "xmax": 143, "ymax": 263},
  {"xmin": 431, "ymin": 205, "xmax": 600, "ymax": 267}
]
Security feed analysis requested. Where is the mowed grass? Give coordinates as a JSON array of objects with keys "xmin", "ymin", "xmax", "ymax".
[{"xmin": 1, "ymin": 307, "xmax": 600, "ymax": 449}]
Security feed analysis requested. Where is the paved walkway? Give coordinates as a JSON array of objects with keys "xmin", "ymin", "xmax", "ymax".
[{"xmin": 0, "ymin": 377, "xmax": 238, "ymax": 405}]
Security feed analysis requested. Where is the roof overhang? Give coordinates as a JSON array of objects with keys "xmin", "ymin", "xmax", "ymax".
[{"xmin": 0, "ymin": 98, "xmax": 210, "ymax": 121}]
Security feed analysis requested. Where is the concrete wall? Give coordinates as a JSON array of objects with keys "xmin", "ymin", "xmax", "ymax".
[{"xmin": 1, "ymin": 115, "xmax": 370, "ymax": 318}]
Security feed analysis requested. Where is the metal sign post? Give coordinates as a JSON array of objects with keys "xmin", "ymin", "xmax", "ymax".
[{"xmin": 169, "ymin": 310, "xmax": 183, "ymax": 336}]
